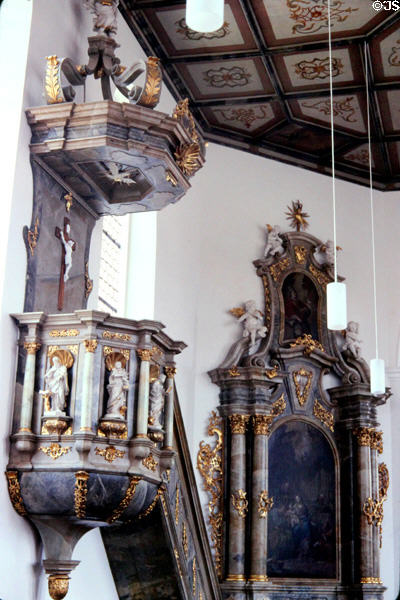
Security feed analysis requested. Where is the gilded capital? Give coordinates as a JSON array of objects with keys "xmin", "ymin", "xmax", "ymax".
[
  {"xmin": 24, "ymin": 341, "xmax": 41, "ymax": 355},
  {"xmin": 353, "ymin": 427, "xmax": 383, "ymax": 453},
  {"xmin": 137, "ymin": 348, "xmax": 153, "ymax": 361},
  {"xmin": 229, "ymin": 414, "xmax": 249, "ymax": 434},
  {"xmin": 48, "ymin": 574, "xmax": 69, "ymax": 600},
  {"xmin": 253, "ymin": 414, "xmax": 273, "ymax": 435},
  {"xmin": 84, "ymin": 339, "xmax": 97, "ymax": 353},
  {"xmin": 165, "ymin": 366, "xmax": 177, "ymax": 379}
]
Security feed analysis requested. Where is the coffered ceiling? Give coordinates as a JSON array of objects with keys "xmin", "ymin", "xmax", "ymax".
[{"xmin": 119, "ymin": 0, "xmax": 400, "ymax": 190}]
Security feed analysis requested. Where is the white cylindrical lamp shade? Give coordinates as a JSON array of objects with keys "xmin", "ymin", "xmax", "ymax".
[
  {"xmin": 327, "ymin": 281, "xmax": 347, "ymax": 330},
  {"xmin": 186, "ymin": 0, "xmax": 224, "ymax": 32},
  {"xmin": 370, "ymin": 358, "xmax": 385, "ymax": 395}
]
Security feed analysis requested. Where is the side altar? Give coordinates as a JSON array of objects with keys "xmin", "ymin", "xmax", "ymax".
[{"xmin": 199, "ymin": 205, "xmax": 390, "ymax": 600}]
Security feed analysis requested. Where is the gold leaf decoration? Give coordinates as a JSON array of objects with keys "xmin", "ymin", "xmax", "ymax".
[
  {"xmin": 45, "ymin": 55, "xmax": 63, "ymax": 104},
  {"xmin": 175, "ymin": 142, "xmax": 201, "ymax": 177},
  {"xmin": 138, "ymin": 57, "xmax": 162, "ymax": 108}
]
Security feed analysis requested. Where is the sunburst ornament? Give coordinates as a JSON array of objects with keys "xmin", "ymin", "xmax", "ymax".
[{"xmin": 285, "ymin": 200, "xmax": 310, "ymax": 231}]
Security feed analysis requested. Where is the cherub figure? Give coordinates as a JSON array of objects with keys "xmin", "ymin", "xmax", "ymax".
[
  {"xmin": 105, "ymin": 360, "xmax": 129, "ymax": 418},
  {"xmin": 149, "ymin": 373, "xmax": 167, "ymax": 428},
  {"xmin": 264, "ymin": 224, "xmax": 284, "ymax": 259},
  {"xmin": 238, "ymin": 300, "xmax": 267, "ymax": 347},
  {"xmin": 40, "ymin": 356, "xmax": 69, "ymax": 415},
  {"xmin": 84, "ymin": 0, "xmax": 119, "ymax": 37},
  {"xmin": 343, "ymin": 321, "xmax": 362, "ymax": 358}
]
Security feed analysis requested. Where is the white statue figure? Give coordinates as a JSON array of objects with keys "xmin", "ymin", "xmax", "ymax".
[
  {"xmin": 316, "ymin": 239, "xmax": 335, "ymax": 267},
  {"xmin": 105, "ymin": 361, "xmax": 129, "ymax": 418},
  {"xmin": 238, "ymin": 300, "xmax": 267, "ymax": 347},
  {"xmin": 264, "ymin": 225, "xmax": 284, "ymax": 259},
  {"xmin": 85, "ymin": 0, "xmax": 119, "ymax": 36},
  {"xmin": 343, "ymin": 321, "xmax": 362, "ymax": 358},
  {"xmin": 60, "ymin": 224, "xmax": 75, "ymax": 282},
  {"xmin": 149, "ymin": 373, "xmax": 167, "ymax": 428},
  {"xmin": 40, "ymin": 356, "xmax": 69, "ymax": 415}
]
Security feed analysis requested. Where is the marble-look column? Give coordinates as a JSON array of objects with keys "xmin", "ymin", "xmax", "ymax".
[
  {"xmin": 163, "ymin": 366, "xmax": 176, "ymax": 449},
  {"xmin": 354, "ymin": 427, "xmax": 375, "ymax": 583},
  {"xmin": 136, "ymin": 348, "xmax": 152, "ymax": 437},
  {"xmin": 226, "ymin": 414, "xmax": 249, "ymax": 582},
  {"xmin": 249, "ymin": 414, "xmax": 272, "ymax": 582},
  {"xmin": 19, "ymin": 341, "xmax": 41, "ymax": 432},
  {"xmin": 80, "ymin": 339, "xmax": 98, "ymax": 431}
]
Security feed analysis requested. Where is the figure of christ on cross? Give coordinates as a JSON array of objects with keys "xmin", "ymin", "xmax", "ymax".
[{"xmin": 55, "ymin": 217, "xmax": 77, "ymax": 311}]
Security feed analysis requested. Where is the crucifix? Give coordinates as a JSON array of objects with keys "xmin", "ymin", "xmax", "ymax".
[{"xmin": 55, "ymin": 217, "xmax": 77, "ymax": 311}]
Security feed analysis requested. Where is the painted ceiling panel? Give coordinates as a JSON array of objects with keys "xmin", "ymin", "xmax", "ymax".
[{"xmin": 119, "ymin": 0, "xmax": 400, "ymax": 189}]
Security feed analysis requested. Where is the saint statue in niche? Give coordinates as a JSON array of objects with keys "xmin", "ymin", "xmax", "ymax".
[
  {"xmin": 40, "ymin": 356, "xmax": 69, "ymax": 416},
  {"xmin": 149, "ymin": 373, "xmax": 167, "ymax": 428},
  {"xmin": 105, "ymin": 361, "xmax": 129, "ymax": 418},
  {"xmin": 282, "ymin": 273, "xmax": 319, "ymax": 341}
]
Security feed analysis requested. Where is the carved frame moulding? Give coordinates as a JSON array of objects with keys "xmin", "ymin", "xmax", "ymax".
[{"xmin": 203, "ymin": 206, "xmax": 389, "ymax": 599}]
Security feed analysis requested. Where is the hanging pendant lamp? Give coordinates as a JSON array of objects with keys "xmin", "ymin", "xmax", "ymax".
[
  {"xmin": 326, "ymin": 0, "xmax": 347, "ymax": 330},
  {"xmin": 186, "ymin": 0, "xmax": 224, "ymax": 33},
  {"xmin": 364, "ymin": 42, "xmax": 385, "ymax": 396}
]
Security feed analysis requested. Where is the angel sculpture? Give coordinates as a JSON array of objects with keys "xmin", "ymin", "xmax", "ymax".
[
  {"xmin": 315, "ymin": 240, "xmax": 338, "ymax": 267},
  {"xmin": 238, "ymin": 300, "xmax": 267, "ymax": 347},
  {"xmin": 105, "ymin": 162, "xmax": 136, "ymax": 185},
  {"xmin": 342, "ymin": 321, "xmax": 362, "ymax": 358},
  {"xmin": 84, "ymin": 0, "xmax": 119, "ymax": 37},
  {"xmin": 264, "ymin": 224, "xmax": 284, "ymax": 259},
  {"xmin": 149, "ymin": 374, "xmax": 167, "ymax": 429}
]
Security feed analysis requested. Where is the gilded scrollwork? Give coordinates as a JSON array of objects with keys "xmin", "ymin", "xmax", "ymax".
[
  {"xmin": 258, "ymin": 491, "xmax": 273, "ymax": 517},
  {"xmin": 85, "ymin": 262, "xmax": 93, "ymax": 299},
  {"xmin": 84, "ymin": 338, "xmax": 97, "ymax": 353},
  {"xmin": 107, "ymin": 476, "xmax": 141, "ymax": 523},
  {"xmin": 313, "ymin": 399, "xmax": 334, "ymax": 432},
  {"xmin": 74, "ymin": 471, "xmax": 89, "ymax": 519},
  {"xmin": 182, "ymin": 522, "xmax": 188, "ymax": 558},
  {"xmin": 137, "ymin": 485, "xmax": 164, "ymax": 521},
  {"xmin": 95, "ymin": 446, "xmax": 125, "ymax": 463},
  {"xmin": 175, "ymin": 485, "xmax": 180, "ymax": 525},
  {"xmin": 309, "ymin": 263, "xmax": 331, "ymax": 288},
  {"xmin": 39, "ymin": 443, "xmax": 71, "ymax": 460},
  {"xmin": 197, "ymin": 411, "xmax": 223, "ymax": 578},
  {"xmin": 292, "ymin": 368, "xmax": 313, "ymax": 406},
  {"xmin": 228, "ymin": 365, "xmax": 240, "ymax": 377},
  {"xmin": 290, "ymin": 334, "xmax": 324, "ymax": 356},
  {"xmin": 6, "ymin": 471, "xmax": 27, "ymax": 516},
  {"xmin": 49, "ymin": 329, "xmax": 79, "ymax": 337},
  {"xmin": 27, "ymin": 217, "xmax": 40, "ymax": 257},
  {"xmin": 142, "ymin": 453, "xmax": 158, "ymax": 472},
  {"xmin": 269, "ymin": 257, "xmax": 290, "ymax": 282},
  {"xmin": 231, "ymin": 489, "xmax": 248, "ymax": 518},
  {"xmin": 294, "ymin": 245, "xmax": 307, "ymax": 264}
]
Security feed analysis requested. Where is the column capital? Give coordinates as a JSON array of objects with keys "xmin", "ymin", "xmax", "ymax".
[
  {"xmin": 252, "ymin": 414, "xmax": 273, "ymax": 435},
  {"xmin": 137, "ymin": 348, "xmax": 153, "ymax": 361},
  {"xmin": 165, "ymin": 366, "xmax": 176, "ymax": 379},
  {"xmin": 229, "ymin": 414, "xmax": 249, "ymax": 434},
  {"xmin": 24, "ymin": 341, "xmax": 41, "ymax": 355},
  {"xmin": 83, "ymin": 339, "xmax": 97, "ymax": 353},
  {"xmin": 353, "ymin": 427, "xmax": 383, "ymax": 454}
]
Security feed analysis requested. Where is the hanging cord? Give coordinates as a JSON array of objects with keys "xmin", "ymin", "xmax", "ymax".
[
  {"xmin": 364, "ymin": 42, "xmax": 379, "ymax": 359},
  {"xmin": 328, "ymin": 0, "xmax": 337, "ymax": 283}
]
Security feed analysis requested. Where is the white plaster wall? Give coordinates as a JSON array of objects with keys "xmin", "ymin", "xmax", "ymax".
[{"xmin": 155, "ymin": 141, "xmax": 400, "ymax": 599}]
